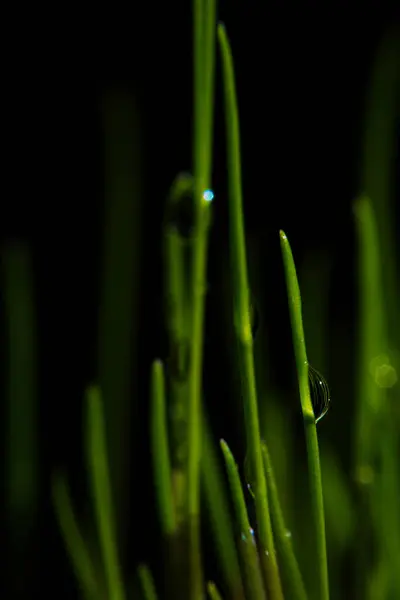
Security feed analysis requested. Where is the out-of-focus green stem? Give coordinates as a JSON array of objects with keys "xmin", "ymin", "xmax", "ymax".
[
  {"xmin": 150, "ymin": 360, "xmax": 176, "ymax": 536},
  {"xmin": 86, "ymin": 386, "xmax": 126, "ymax": 600}
]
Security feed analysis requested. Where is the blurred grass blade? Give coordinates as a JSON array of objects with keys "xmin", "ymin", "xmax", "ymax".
[
  {"xmin": 52, "ymin": 473, "xmax": 99, "ymax": 600},
  {"xmin": 207, "ymin": 581, "xmax": 224, "ymax": 600},
  {"xmin": 353, "ymin": 196, "xmax": 400, "ymax": 597},
  {"xmin": 280, "ymin": 230, "xmax": 329, "ymax": 600},
  {"xmin": 220, "ymin": 440, "xmax": 267, "ymax": 600},
  {"xmin": 261, "ymin": 442, "xmax": 308, "ymax": 600},
  {"xmin": 164, "ymin": 175, "xmax": 192, "ymax": 529},
  {"xmin": 202, "ymin": 414, "xmax": 245, "ymax": 600},
  {"xmin": 86, "ymin": 385, "xmax": 126, "ymax": 600},
  {"xmin": 137, "ymin": 564, "xmax": 158, "ymax": 600},
  {"xmin": 2, "ymin": 242, "xmax": 38, "ymax": 552},
  {"xmin": 150, "ymin": 360, "xmax": 176, "ymax": 535},
  {"xmin": 359, "ymin": 26, "xmax": 400, "ymax": 342},
  {"xmin": 353, "ymin": 197, "xmax": 387, "ymax": 475},
  {"xmin": 218, "ymin": 23, "xmax": 283, "ymax": 600},
  {"xmin": 98, "ymin": 92, "xmax": 142, "ymax": 543}
]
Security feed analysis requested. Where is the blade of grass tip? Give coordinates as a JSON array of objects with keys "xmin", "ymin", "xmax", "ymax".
[
  {"xmin": 279, "ymin": 230, "xmax": 329, "ymax": 600},
  {"xmin": 207, "ymin": 581, "xmax": 224, "ymax": 600},
  {"xmin": 187, "ymin": 0, "xmax": 217, "ymax": 597},
  {"xmin": 261, "ymin": 442, "xmax": 308, "ymax": 600},
  {"xmin": 217, "ymin": 23, "xmax": 283, "ymax": 600},
  {"xmin": 151, "ymin": 360, "xmax": 176, "ymax": 536},
  {"xmin": 86, "ymin": 385, "xmax": 126, "ymax": 600},
  {"xmin": 202, "ymin": 413, "xmax": 245, "ymax": 600},
  {"xmin": 137, "ymin": 564, "xmax": 159, "ymax": 600},
  {"xmin": 52, "ymin": 473, "xmax": 99, "ymax": 600},
  {"xmin": 220, "ymin": 440, "xmax": 267, "ymax": 600}
]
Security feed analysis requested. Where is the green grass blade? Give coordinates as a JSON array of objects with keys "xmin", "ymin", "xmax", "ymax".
[
  {"xmin": 220, "ymin": 440, "xmax": 267, "ymax": 600},
  {"xmin": 261, "ymin": 442, "xmax": 308, "ymax": 600},
  {"xmin": 187, "ymin": 0, "xmax": 217, "ymax": 597},
  {"xmin": 202, "ymin": 416, "xmax": 245, "ymax": 600},
  {"xmin": 279, "ymin": 230, "xmax": 329, "ymax": 600},
  {"xmin": 86, "ymin": 385, "xmax": 126, "ymax": 600},
  {"xmin": 137, "ymin": 564, "xmax": 158, "ymax": 600},
  {"xmin": 218, "ymin": 23, "xmax": 283, "ymax": 600},
  {"xmin": 52, "ymin": 473, "xmax": 99, "ymax": 600},
  {"xmin": 207, "ymin": 581, "xmax": 224, "ymax": 600},
  {"xmin": 151, "ymin": 360, "xmax": 176, "ymax": 535}
]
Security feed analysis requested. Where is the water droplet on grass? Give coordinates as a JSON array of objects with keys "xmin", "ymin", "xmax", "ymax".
[
  {"xmin": 166, "ymin": 172, "xmax": 214, "ymax": 238},
  {"xmin": 308, "ymin": 364, "xmax": 330, "ymax": 423}
]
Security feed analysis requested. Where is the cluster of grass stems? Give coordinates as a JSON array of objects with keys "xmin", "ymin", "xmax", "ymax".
[{"xmin": 3, "ymin": 2, "xmax": 399, "ymax": 600}]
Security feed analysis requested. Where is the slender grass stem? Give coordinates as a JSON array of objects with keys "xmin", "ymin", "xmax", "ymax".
[
  {"xmin": 261, "ymin": 442, "xmax": 308, "ymax": 600},
  {"xmin": 150, "ymin": 360, "xmax": 176, "ymax": 535},
  {"xmin": 86, "ymin": 386, "xmax": 126, "ymax": 600},
  {"xmin": 220, "ymin": 440, "xmax": 267, "ymax": 600},
  {"xmin": 207, "ymin": 581, "xmax": 224, "ymax": 600},
  {"xmin": 280, "ymin": 230, "xmax": 329, "ymax": 600},
  {"xmin": 218, "ymin": 23, "xmax": 283, "ymax": 600},
  {"xmin": 202, "ymin": 415, "xmax": 245, "ymax": 600},
  {"xmin": 187, "ymin": 1, "xmax": 217, "ymax": 597},
  {"xmin": 52, "ymin": 474, "xmax": 99, "ymax": 600},
  {"xmin": 137, "ymin": 564, "xmax": 159, "ymax": 600}
]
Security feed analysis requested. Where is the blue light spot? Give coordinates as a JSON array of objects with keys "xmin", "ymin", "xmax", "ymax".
[{"xmin": 203, "ymin": 189, "xmax": 214, "ymax": 202}]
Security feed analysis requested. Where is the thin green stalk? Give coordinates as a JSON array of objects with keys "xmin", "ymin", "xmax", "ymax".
[
  {"xmin": 187, "ymin": 0, "xmax": 217, "ymax": 597},
  {"xmin": 52, "ymin": 474, "xmax": 99, "ymax": 600},
  {"xmin": 202, "ymin": 415, "xmax": 245, "ymax": 600},
  {"xmin": 261, "ymin": 442, "xmax": 308, "ymax": 600},
  {"xmin": 280, "ymin": 230, "xmax": 329, "ymax": 600},
  {"xmin": 86, "ymin": 386, "xmax": 126, "ymax": 600},
  {"xmin": 218, "ymin": 23, "xmax": 283, "ymax": 600},
  {"xmin": 207, "ymin": 582, "xmax": 224, "ymax": 600},
  {"xmin": 150, "ymin": 360, "xmax": 176, "ymax": 535},
  {"xmin": 137, "ymin": 564, "xmax": 158, "ymax": 600},
  {"xmin": 220, "ymin": 440, "xmax": 267, "ymax": 600}
]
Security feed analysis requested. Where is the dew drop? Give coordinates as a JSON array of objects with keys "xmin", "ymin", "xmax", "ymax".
[
  {"xmin": 244, "ymin": 454, "xmax": 256, "ymax": 499},
  {"xmin": 166, "ymin": 172, "xmax": 214, "ymax": 238},
  {"xmin": 241, "ymin": 527, "xmax": 256, "ymax": 545},
  {"xmin": 284, "ymin": 530, "xmax": 292, "ymax": 538},
  {"xmin": 308, "ymin": 364, "xmax": 331, "ymax": 424},
  {"xmin": 203, "ymin": 189, "xmax": 214, "ymax": 202}
]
